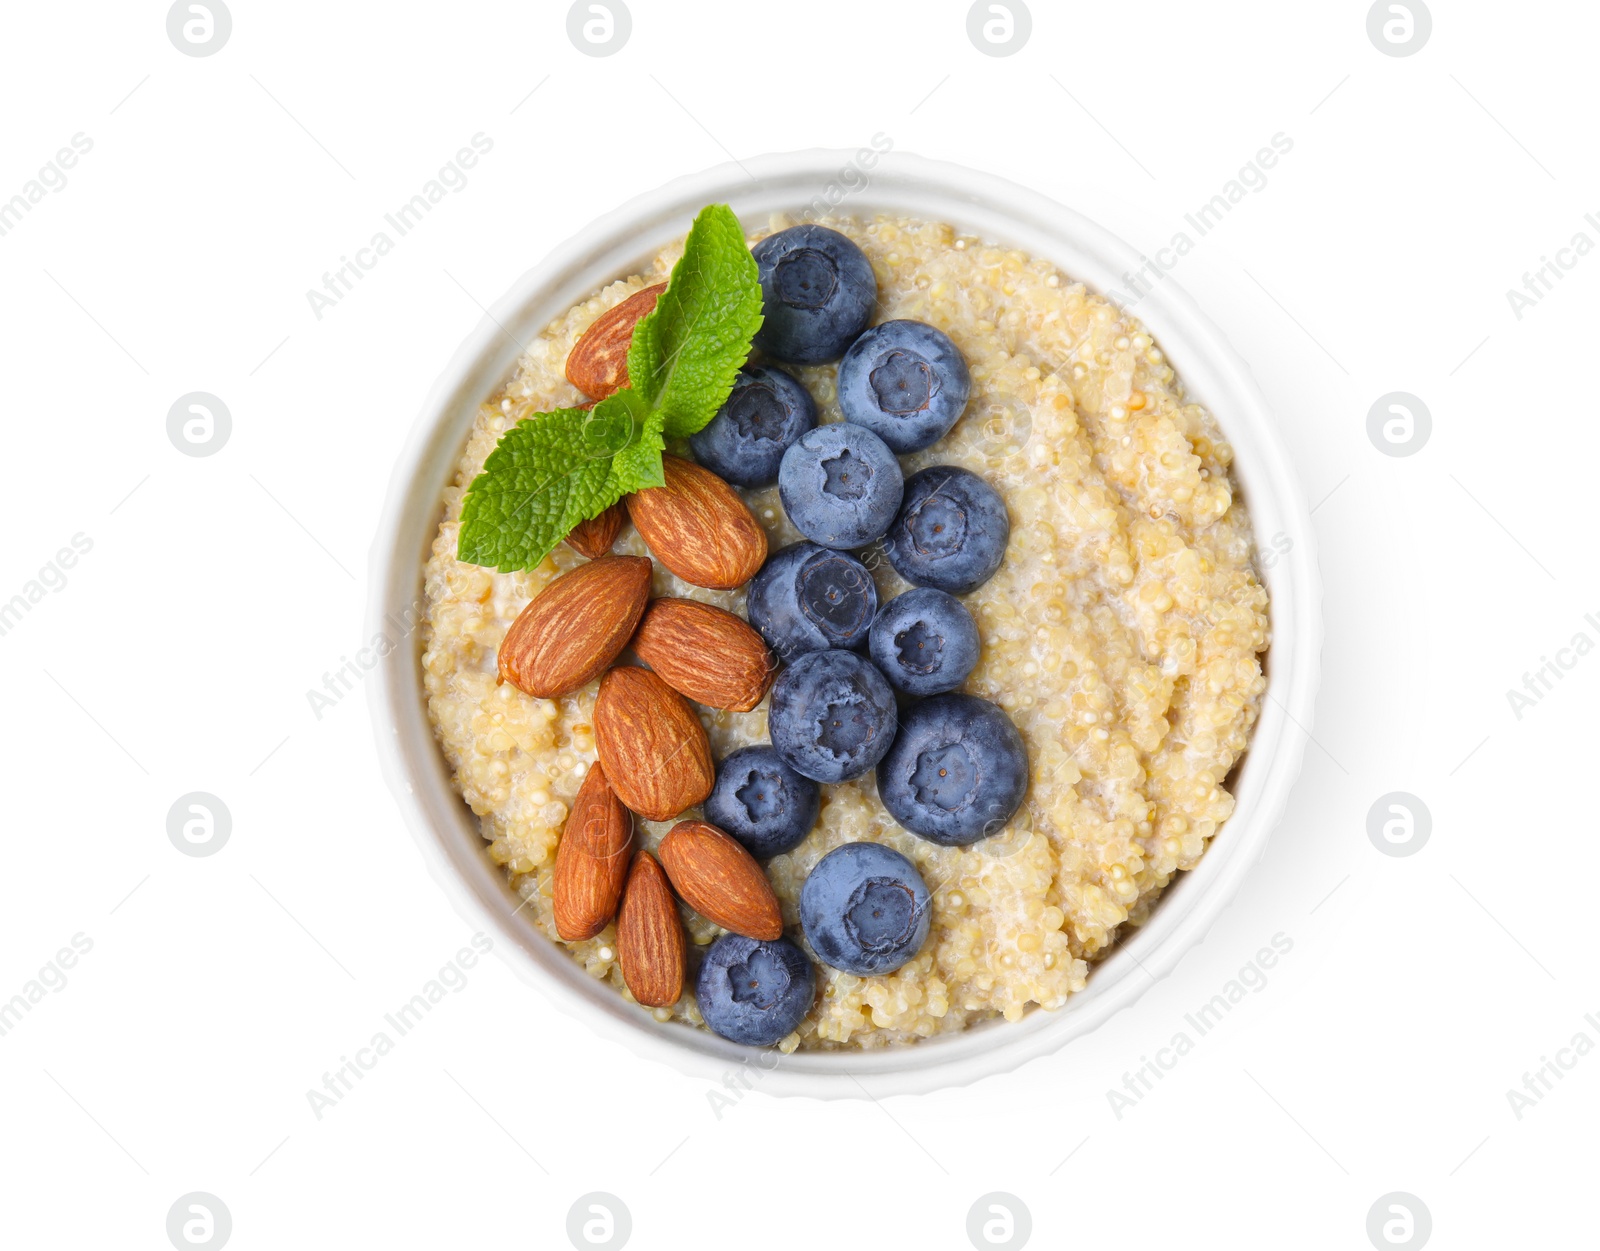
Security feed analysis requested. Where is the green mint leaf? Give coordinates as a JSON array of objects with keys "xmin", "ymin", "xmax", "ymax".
[
  {"xmin": 456, "ymin": 203, "xmax": 766, "ymax": 574},
  {"xmin": 456, "ymin": 406, "xmax": 627, "ymax": 572},
  {"xmin": 627, "ymin": 203, "xmax": 763, "ymax": 439},
  {"xmin": 605, "ymin": 389, "xmax": 667, "ymax": 493}
]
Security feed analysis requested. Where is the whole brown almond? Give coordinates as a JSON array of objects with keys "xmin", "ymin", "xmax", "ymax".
[
  {"xmin": 498, "ymin": 555, "xmax": 652, "ymax": 698},
  {"xmin": 626, "ymin": 456, "xmax": 767, "ymax": 590},
  {"xmin": 632, "ymin": 598, "xmax": 774, "ymax": 712},
  {"xmin": 552, "ymin": 763, "xmax": 634, "ymax": 941},
  {"xmin": 592, "ymin": 667, "xmax": 715, "ymax": 821},
  {"xmin": 565, "ymin": 501, "xmax": 627, "ymax": 560},
  {"xmin": 566, "ymin": 283, "xmax": 666, "ymax": 401},
  {"xmin": 658, "ymin": 819, "xmax": 783, "ymax": 941},
  {"xmin": 616, "ymin": 851, "xmax": 685, "ymax": 1008}
]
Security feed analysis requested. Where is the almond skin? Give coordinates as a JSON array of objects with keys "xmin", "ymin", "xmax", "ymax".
[
  {"xmin": 593, "ymin": 667, "xmax": 715, "ymax": 821},
  {"xmin": 566, "ymin": 283, "xmax": 666, "ymax": 401},
  {"xmin": 564, "ymin": 501, "xmax": 627, "ymax": 560},
  {"xmin": 626, "ymin": 456, "xmax": 768, "ymax": 590},
  {"xmin": 552, "ymin": 763, "xmax": 634, "ymax": 941},
  {"xmin": 658, "ymin": 819, "xmax": 783, "ymax": 941},
  {"xmin": 616, "ymin": 851, "xmax": 685, "ymax": 1008},
  {"xmin": 632, "ymin": 598, "xmax": 775, "ymax": 712},
  {"xmin": 498, "ymin": 555, "xmax": 653, "ymax": 699}
]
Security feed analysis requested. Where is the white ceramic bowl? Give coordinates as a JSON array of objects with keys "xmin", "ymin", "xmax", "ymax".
[{"xmin": 368, "ymin": 150, "xmax": 1322, "ymax": 1098}]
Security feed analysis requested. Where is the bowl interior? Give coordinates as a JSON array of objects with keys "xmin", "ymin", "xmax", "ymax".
[{"xmin": 368, "ymin": 150, "xmax": 1319, "ymax": 1097}]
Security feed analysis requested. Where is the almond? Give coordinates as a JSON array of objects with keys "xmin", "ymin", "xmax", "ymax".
[
  {"xmin": 632, "ymin": 598, "xmax": 774, "ymax": 712},
  {"xmin": 626, "ymin": 456, "xmax": 768, "ymax": 590},
  {"xmin": 592, "ymin": 667, "xmax": 715, "ymax": 821},
  {"xmin": 498, "ymin": 555, "xmax": 653, "ymax": 698},
  {"xmin": 616, "ymin": 851, "xmax": 685, "ymax": 1008},
  {"xmin": 565, "ymin": 283, "xmax": 666, "ymax": 401},
  {"xmin": 552, "ymin": 763, "xmax": 634, "ymax": 941},
  {"xmin": 658, "ymin": 819, "xmax": 783, "ymax": 941},
  {"xmin": 564, "ymin": 501, "xmax": 627, "ymax": 560}
]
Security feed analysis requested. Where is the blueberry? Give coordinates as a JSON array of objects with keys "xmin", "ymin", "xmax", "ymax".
[
  {"xmin": 778, "ymin": 424, "xmax": 904, "ymax": 550},
  {"xmin": 876, "ymin": 693, "xmax": 1028, "ymax": 846},
  {"xmin": 868, "ymin": 588, "xmax": 980, "ymax": 697},
  {"xmin": 885, "ymin": 465, "xmax": 1010, "ymax": 594},
  {"xmin": 751, "ymin": 225, "xmax": 877, "ymax": 364},
  {"xmin": 799, "ymin": 842, "xmax": 932, "ymax": 976},
  {"xmin": 703, "ymin": 746, "xmax": 820, "ymax": 859},
  {"xmin": 768, "ymin": 649, "xmax": 898, "ymax": 783},
  {"xmin": 837, "ymin": 320, "xmax": 971, "ymax": 453},
  {"xmin": 747, "ymin": 542, "xmax": 878, "ymax": 661},
  {"xmin": 687, "ymin": 365, "xmax": 817, "ymax": 488},
  {"xmin": 696, "ymin": 933, "xmax": 815, "ymax": 1046}
]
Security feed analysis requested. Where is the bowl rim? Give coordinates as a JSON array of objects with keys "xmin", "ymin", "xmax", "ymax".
[{"xmin": 367, "ymin": 148, "xmax": 1323, "ymax": 1099}]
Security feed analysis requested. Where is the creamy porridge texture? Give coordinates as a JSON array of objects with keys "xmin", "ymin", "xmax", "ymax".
[{"xmin": 421, "ymin": 214, "xmax": 1269, "ymax": 1050}]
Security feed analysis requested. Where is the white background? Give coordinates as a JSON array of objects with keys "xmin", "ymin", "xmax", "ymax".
[{"xmin": 1, "ymin": 1, "xmax": 1594, "ymax": 1247}]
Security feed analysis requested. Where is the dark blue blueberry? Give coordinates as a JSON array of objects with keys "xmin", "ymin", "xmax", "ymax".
[
  {"xmin": 876, "ymin": 693, "xmax": 1028, "ymax": 846},
  {"xmin": 751, "ymin": 225, "xmax": 877, "ymax": 364},
  {"xmin": 778, "ymin": 423, "xmax": 904, "ymax": 550},
  {"xmin": 799, "ymin": 842, "xmax": 931, "ymax": 976},
  {"xmin": 837, "ymin": 320, "xmax": 971, "ymax": 453},
  {"xmin": 696, "ymin": 933, "xmax": 815, "ymax": 1046},
  {"xmin": 703, "ymin": 746, "xmax": 820, "ymax": 860},
  {"xmin": 868, "ymin": 588, "xmax": 980, "ymax": 697},
  {"xmin": 687, "ymin": 365, "xmax": 817, "ymax": 488},
  {"xmin": 768, "ymin": 649, "xmax": 898, "ymax": 783},
  {"xmin": 885, "ymin": 465, "xmax": 1009, "ymax": 594},
  {"xmin": 747, "ymin": 542, "xmax": 878, "ymax": 661}
]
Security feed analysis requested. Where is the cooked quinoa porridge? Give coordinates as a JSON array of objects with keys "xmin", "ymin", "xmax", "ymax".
[{"xmin": 421, "ymin": 213, "xmax": 1269, "ymax": 1051}]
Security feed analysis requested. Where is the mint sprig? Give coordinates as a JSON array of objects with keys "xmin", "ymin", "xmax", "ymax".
[
  {"xmin": 456, "ymin": 203, "xmax": 762, "ymax": 573},
  {"xmin": 628, "ymin": 203, "xmax": 764, "ymax": 438},
  {"xmin": 455, "ymin": 400, "xmax": 631, "ymax": 571}
]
